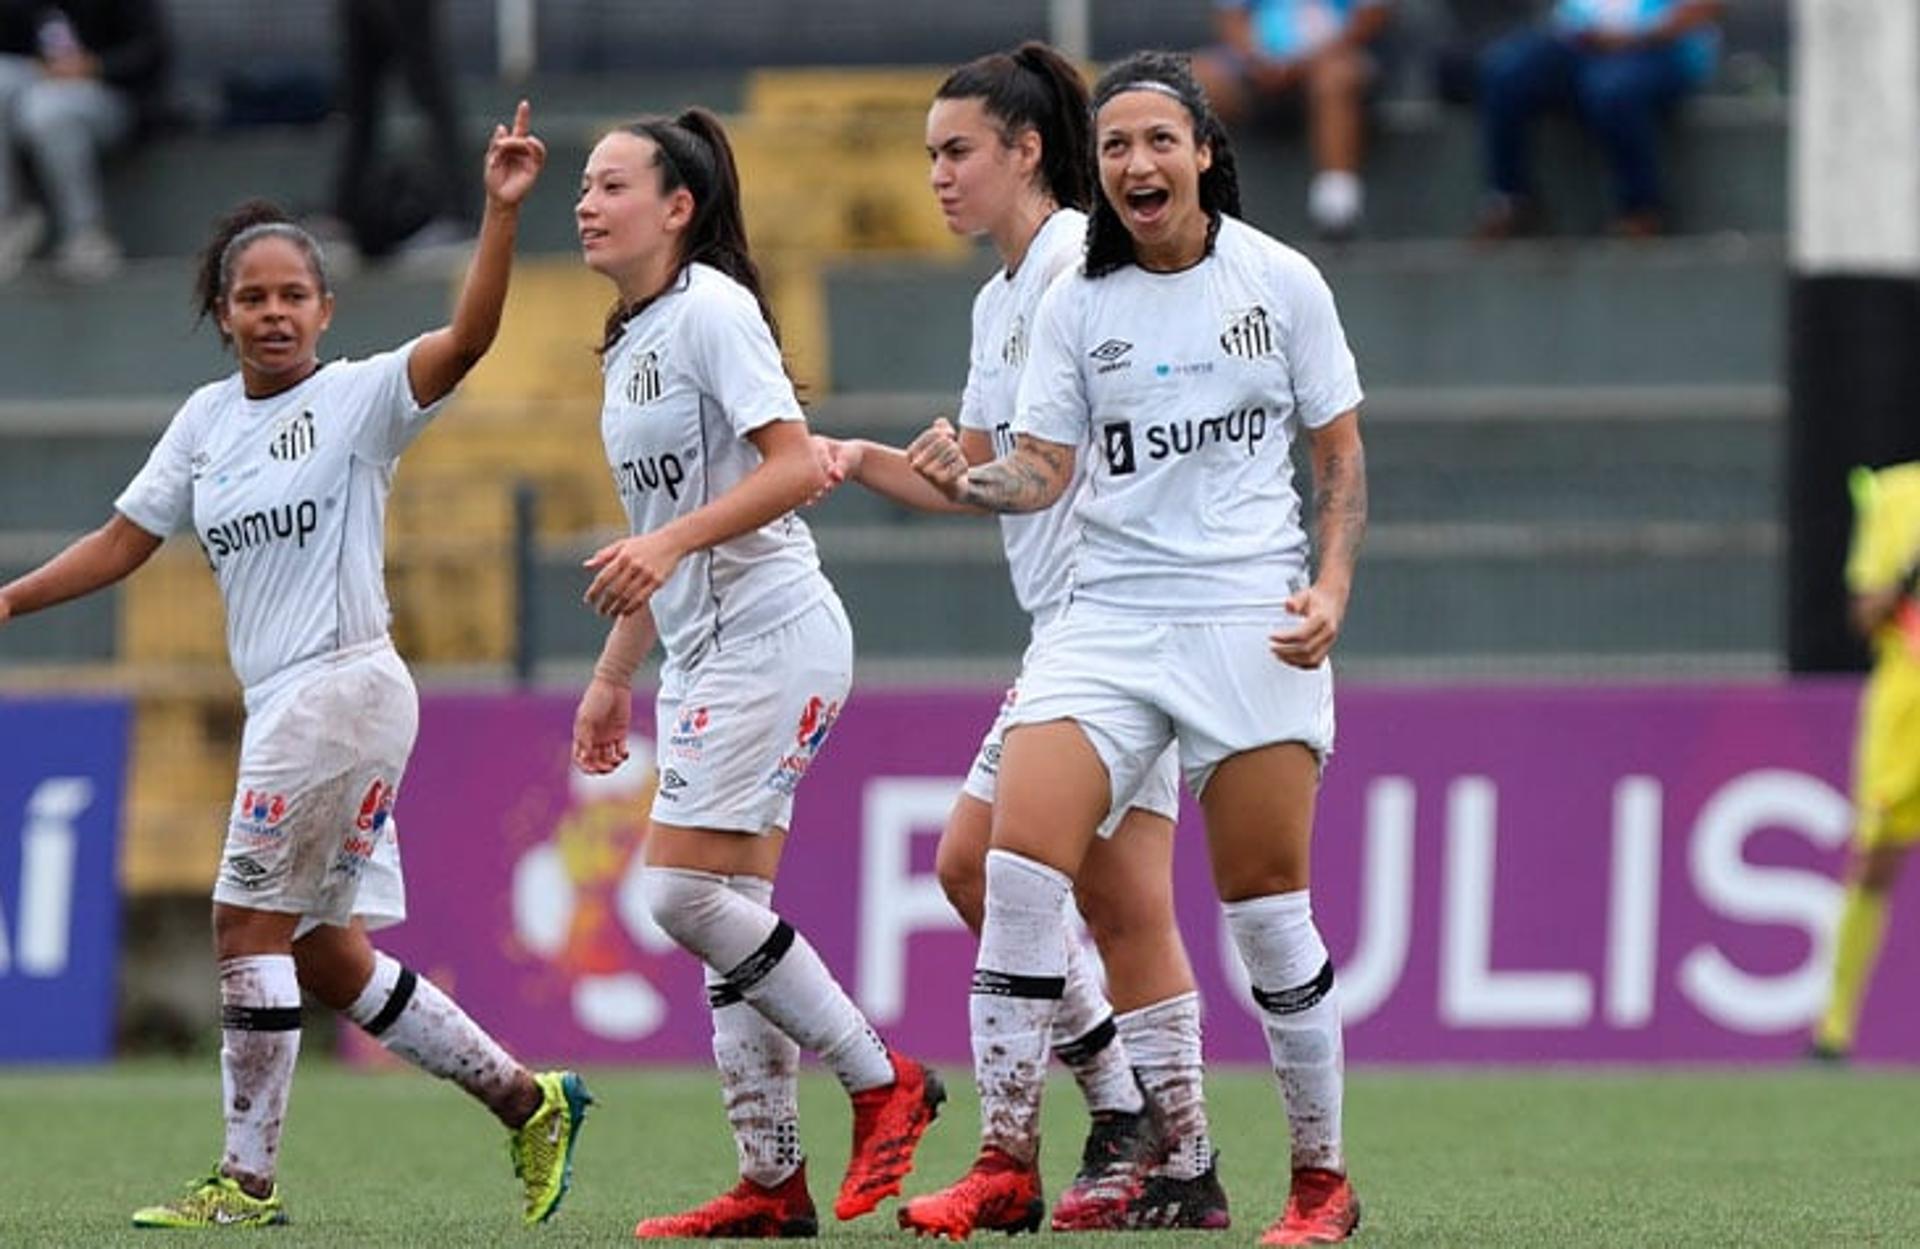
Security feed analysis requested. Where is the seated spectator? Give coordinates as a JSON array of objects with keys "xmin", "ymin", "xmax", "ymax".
[
  {"xmin": 0, "ymin": 0, "xmax": 168, "ymax": 282},
  {"xmin": 1474, "ymin": 0, "xmax": 1722, "ymax": 239},
  {"xmin": 1194, "ymin": 0, "xmax": 1394, "ymax": 240}
]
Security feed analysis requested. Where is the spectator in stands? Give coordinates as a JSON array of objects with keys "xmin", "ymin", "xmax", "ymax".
[
  {"xmin": 1474, "ymin": 0, "xmax": 1723, "ymax": 239},
  {"xmin": 1811, "ymin": 463, "xmax": 1920, "ymax": 1063},
  {"xmin": 1193, "ymin": 0, "xmax": 1393, "ymax": 241},
  {"xmin": 0, "ymin": 0, "xmax": 167, "ymax": 282},
  {"xmin": 330, "ymin": 0, "xmax": 472, "ymax": 260}
]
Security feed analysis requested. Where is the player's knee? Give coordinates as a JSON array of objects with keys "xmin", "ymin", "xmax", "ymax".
[
  {"xmin": 935, "ymin": 843, "xmax": 986, "ymax": 930},
  {"xmin": 643, "ymin": 866, "xmax": 733, "ymax": 951}
]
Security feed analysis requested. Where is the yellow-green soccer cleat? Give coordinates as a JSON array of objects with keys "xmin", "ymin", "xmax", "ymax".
[
  {"xmin": 131, "ymin": 1171, "xmax": 289, "ymax": 1228},
  {"xmin": 508, "ymin": 1070, "xmax": 593, "ymax": 1224}
]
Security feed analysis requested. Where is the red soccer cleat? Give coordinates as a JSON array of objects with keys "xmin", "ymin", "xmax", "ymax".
[
  {"xmin": 1049, "ymin": 1105, "xmax": 1164, "ymax": 1230},
  {"xmin": 897, "ymin": 1148, "xmax": 1045, "ymax": 1241},
  {"xmin": 835, "ymin": 1052, "xmax": 947, "ymax": 1220},
  {"xmin": 1259, "ymin": 1168, "xmax": 1360, "ymax": 1246},
  {"xmin": 634, "ymin": 1164, "xmax": 819, "ymax": 1239}
]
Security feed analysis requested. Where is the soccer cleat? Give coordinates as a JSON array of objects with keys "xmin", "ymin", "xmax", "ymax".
[
  {"xmin": 1805, "ymin": 1040, "xmax": 1850, "ymax": 1066},
  {"xmin": 897, "ymin": 1148, "xmax": 1045, "ymax": 1241},
  {"xmin": 1049, "ymin": 1105, "xmax": 1166, "ymax": 1230},
  {"xmin": 835, "ymin": 1051, "xmax": 946, "ymax": 1220},
  {"xmin": 634, "ymin": 1164, "xmax": 819, "ymax": 1239},
  {"xmin": 130, "ymin": 1171, "xmax": 288, "ymax": 1228},
  {"xmin": 1260, "ymin": 1168, "xmax": 1360, "ymax": 1246},
  {"xmin": 1125, "ymin": 1158, "xmax": 1232, "ymax": 1230},
  {"xmin": 509, "ymin": 1070, "xmax": 594, "ymax": 1224}
]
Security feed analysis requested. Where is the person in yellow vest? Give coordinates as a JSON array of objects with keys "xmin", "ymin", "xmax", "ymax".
[{"xmin": 1811, "ymin": 462, "xmax": 1920, "ymax": 1060}]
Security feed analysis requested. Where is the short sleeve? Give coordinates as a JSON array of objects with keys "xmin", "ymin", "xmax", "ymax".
[
  {"xmin": 1011, "ymin": 273, "xmax": 1090, "ymax": 448},
  {"xmin": 114, "ymin": 401, "xmax": 198, "ymax": 538},
  {"xmin": 350, "ymin": 337, "xmax": 452, "ymax": 462},
  {"xmin": 955, "ymin": 289, "xmax": 995, "ymax": 434},
  {"xmin": 1279, "ymin": 252, "xmax": 1364, "ymax": 430},
  {"xmin": 683, "ymin": 286, "xmax": 805, "ymax": 437}
]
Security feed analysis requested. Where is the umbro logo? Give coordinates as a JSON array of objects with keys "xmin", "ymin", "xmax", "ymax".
[
  {"xmin": 1088, "ymin": 338, "xmax": 1132, "ymax": 363},
  {"xmin": 660, "ymin": 767, "xmax": 688, "ymax": 793},
  {"xmin": 268, "ymin": 410, "xmax": 316, "ymax": 462}
]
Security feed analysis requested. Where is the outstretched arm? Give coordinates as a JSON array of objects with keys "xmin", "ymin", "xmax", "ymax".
[
  {"xmin": 407, "ymin": 101, "xmax": 547, "ymax": 408},
  {"xmin": 821, "ymin": 427, "xmax": 994, "ymax": 514},
  {"xmin": 0, "ymin": 514, "xmax": 163, "ymax": 624},
  {"xmin": 907, "ymin": 420, "xmax": 1076, "ymax": 514}
]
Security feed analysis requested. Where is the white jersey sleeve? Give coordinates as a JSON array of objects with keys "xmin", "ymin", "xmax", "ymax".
[
  {"xmin": 682, "ymin": 284, "xmax": 805, "ymax": 437},
  {"xmin": 115, "ymin": 390, "xmax": 207, "ymax": 538},
  {"xmin": 1276, "ymin": 251, "xmax": 1364, "ymax": 429},
  {"xmin": 347, "ymin": 337, "xmax": 452, "ymax": 462},
  {"xmin": 954, "ymin": 281, "xmax": 997, "ymax": 435},
  {"xmin": 1011, "ymin": 272, "xmax": 1091, "ymax": 449}
]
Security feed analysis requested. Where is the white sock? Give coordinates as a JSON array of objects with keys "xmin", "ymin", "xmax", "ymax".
[
  {"xmin": 1116, "ymin": 991, "xmax": 1215, "ymax": 1179},
  {"xmin": 709, "ymin": 875, "xmax": 803, "ymax": 1188},
  {"xmin": 219, "ymin": 955, "xmax": 302, "ymax": 1188},
  {"xmin": 1052, "ymin": 939, "xmax": 1142, "ymax": 1115},
  {"xmin": 648, "ymin": 867, "xmax": 894, "ymax": 1092},
  {"xmin": 1225, "ymin": 891, "xmax": 1345, "ymax": 1173},
  {"xmin": 345, "ymin": 951, "xmax": 524, "ymax": 1119},
  {"xmin": 1308, "ymin": 170, "xmax": 1364, "ymax": 233},
  {"xmin": 972, "ymin": 849, "xmax": 1072, "ymax": 1164}
]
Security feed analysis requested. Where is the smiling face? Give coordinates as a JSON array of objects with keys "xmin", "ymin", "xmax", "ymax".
[
  {"xmin": 216, "ymin": 236, "xmax": 333, "ymax": 395},
  {"xmin": 577, "ymin": 131, "xmax": 693, "ymax": 289},
  {"xmin": 925, "ymin": 95, "xmax": 1037, "ymax": 239},
  {"xmin": 1096, "ymin": 88, "xmax": 1214, "ymax": 268}
]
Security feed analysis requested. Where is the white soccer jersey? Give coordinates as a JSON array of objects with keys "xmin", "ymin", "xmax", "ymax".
[
  {"xmin": 600, "ymin": 263, "xmax": 829, "ymax": 662},
  {"xmin": 954, "ymin": 208, "xmax": 1087, "ymax": 620},
  {"xmin": 115, "ymin": 342, "xmax": 444, "ymax": 698},
  {"xmin": 1014, "ymin": 215, "xmax": 1363, "ymax": 617}
]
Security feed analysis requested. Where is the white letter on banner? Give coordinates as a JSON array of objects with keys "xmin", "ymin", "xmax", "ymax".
[
  {"xmin": 18, "ymin": 778, "xmax": 91, "ymax": 977},
  {"xmin": 859, "ymin": 778, "xmax": 968, "ymax": 1023},
  {"xmin": 1440, "ymin": 776, "xmax": 1593, "ymax": 1027},
  {"xmin": 1339, "ymin": 777, "xmax": 1416, "ymax": 1023},
  {"xmin": 1606, "ymin": 777, "xmax": 1663, "ymax": 1028},
  {"xmin": 1679, "ymin": 769, "xmax": 1850, "ymax": 1033}
]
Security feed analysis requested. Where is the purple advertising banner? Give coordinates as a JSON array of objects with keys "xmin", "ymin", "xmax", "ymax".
[{"xmin": 368, "ymin": 681, "xmax": 1920, "ymax": 1066}]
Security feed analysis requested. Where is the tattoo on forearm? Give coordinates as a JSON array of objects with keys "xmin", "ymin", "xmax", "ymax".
[
  {"xmin": 959, "ymin": 436, "xmax": 1072, "ymax": 513},
  {"xmin": 1313, "ymin": 444, "xmax": 1368, "ymax": 578}
]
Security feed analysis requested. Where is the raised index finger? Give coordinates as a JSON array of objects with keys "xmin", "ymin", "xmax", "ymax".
[{"xmin": 512, "ymin": 99, "xmax": 531, "ymax": 137}]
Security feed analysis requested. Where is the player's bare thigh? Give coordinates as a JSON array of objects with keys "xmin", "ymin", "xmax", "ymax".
[{"xmin": 1200, "ymin": 741, "xmax": 1320, "ymax": 902}]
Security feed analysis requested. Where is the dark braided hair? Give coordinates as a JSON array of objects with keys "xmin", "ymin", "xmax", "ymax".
[
  {"xmin": 935, "ymin": 40, "xmax": 1092, "ymax": 212},
  {"xmin": 193, "ymin": 200, "xmax": 331, "ymax": 348},
  {"xmin": 1084, "ymin": 51, "xmax": 1242, "ymax": 279},
  {"xmin": 597, "ymin": 108, "xmax": 779, "ymax": 355}
]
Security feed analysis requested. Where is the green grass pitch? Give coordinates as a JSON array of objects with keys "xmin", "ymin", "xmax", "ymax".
[{"xmin": 3, "ymin": 1061, "xmax": 1916, "ymax": 1245}]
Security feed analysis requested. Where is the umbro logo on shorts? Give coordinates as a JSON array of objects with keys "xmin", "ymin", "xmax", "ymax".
[
  {"xmin": 268, "ymin": 409, "xmax": 317, "ymax": 462},
  {"xmin": 659, "ymin": 767, "xmax": 688, "ymax": 794},
  {"xmin": 1219, "ymin": 305, "xmax": 1276, "ymax": 360}
]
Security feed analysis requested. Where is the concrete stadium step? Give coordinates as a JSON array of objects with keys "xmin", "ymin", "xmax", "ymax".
[{"xmin": 826, "ymin": 235, "xmax": 1784, "ymax": 392}]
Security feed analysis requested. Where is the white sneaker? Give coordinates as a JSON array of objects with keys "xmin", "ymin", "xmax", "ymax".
[
  {"xmin": 54, "ymin": 226, "xmax": 124, "ymax": 283},
  {"xmin": 0, "ymin": 207, "xmax": 48, "ymax": 282}
]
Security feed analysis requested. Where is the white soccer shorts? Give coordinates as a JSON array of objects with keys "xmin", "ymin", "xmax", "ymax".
[
  {"xmin": 650, "ymin": 594, "xmax": 854, "ymax": 833},
  {"xmin": 214, "ymin": 640, "xmax": 415, "ymax": 936}
]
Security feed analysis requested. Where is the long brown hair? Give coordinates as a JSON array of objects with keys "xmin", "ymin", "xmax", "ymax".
[{"xmin": 597, "ymin": 108, "xmax": 777, "ymax": 355}]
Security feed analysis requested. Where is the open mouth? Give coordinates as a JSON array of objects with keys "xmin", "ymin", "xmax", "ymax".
[
  {"xmin": 255, "ymin": 333, "xmax": 297, "ymax": 353},
  {"xmin": 579, "ymin": 227, "xmax": 610, "ymax": 248},
  {"xmin": 1124, "ymin": 186, "xmax": 1171, "ymax": 225}
]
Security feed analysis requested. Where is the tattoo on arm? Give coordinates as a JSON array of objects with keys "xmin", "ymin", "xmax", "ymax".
[
  {"xmin": 959, "ymin": 436, "xmax": 1075, "ymax": 513},
  {"xmin": 1313, "ymin": 442, "xmax": 1368, "ymax": 582}
]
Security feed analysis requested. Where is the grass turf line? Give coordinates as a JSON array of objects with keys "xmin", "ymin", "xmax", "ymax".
[{"xmin": 1, "ymin": 1062, "xmax": 1916, "ymax": 1245}]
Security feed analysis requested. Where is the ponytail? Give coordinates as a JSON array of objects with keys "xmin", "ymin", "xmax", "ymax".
[
  {"xmin": 936, "ymin": 40, "xmax": 1092, "ymax": 212},
  {"xmin": 597, "ymin": 108, "xmax": 779, "ymax": 355},
  {"xmin": 193, "ymin": 199, "xmax": 331, "ymax": 346}
]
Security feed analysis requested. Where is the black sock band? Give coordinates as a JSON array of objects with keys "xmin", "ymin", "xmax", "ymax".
[
  {"xmin": 364, "ymin": 965, "xmax": 418, "ymax": 1037},
  {"xmin": 221, "ymin": 1004, "xmax": 303, "ymax": 1032},
  {"xmin": 1252, "ymin": 959, "xmax": 1335, "ymax": 1017},
  {"xmin": 972, "ymin": 968, "xmax": 1067, "ymax": 999},
  {"xmin": 724, "ymin": 920, "xmax": 795, "ymax": 994},
  {"xmin": 1054, "ymin": 1015, "xmax": 1119, "ymax": 1065}
]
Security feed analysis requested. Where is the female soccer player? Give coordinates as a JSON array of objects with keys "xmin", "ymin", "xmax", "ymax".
[
  {"xmin": 567, "ymin": 109, "xmax": 943, "ymax": 1238},
  {"xmin": 897, "ymin": 52, "xmax": 1369, "ymax": 1246},
  {"xmin": 818, "ymin": 42, "xmax": 1224, "ymax": 1232},
  {"xmin": 0, "ymin": 105, "xmax": 592, "ymax": 1230}
]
